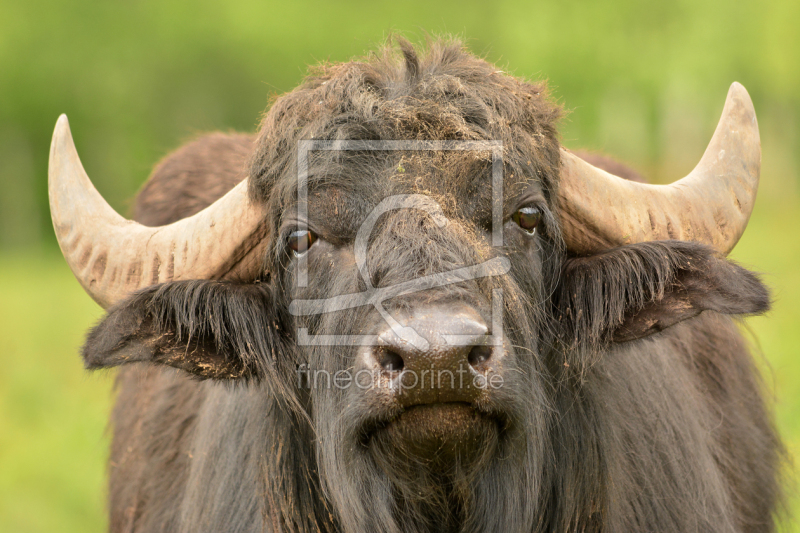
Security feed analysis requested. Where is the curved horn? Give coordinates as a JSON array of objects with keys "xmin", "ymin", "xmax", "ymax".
[
  {"xmin": 558, "ymin": 82, "xmax": 760, "ymax": 256},
  {"xmin": 49, "ymin": 115, "xmax": 268, "ymax": 308}
]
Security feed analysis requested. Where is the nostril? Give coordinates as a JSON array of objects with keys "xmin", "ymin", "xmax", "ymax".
[
  {"xmin": 379, "ymin": 349, "xmax": 405, "ymax": 372},
  {"xmin": 468, "ymin": 345, "xmax": 492, "ymax": 368}
]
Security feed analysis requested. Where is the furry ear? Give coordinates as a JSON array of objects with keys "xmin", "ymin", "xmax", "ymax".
[
  {"xmin": 82, "ymin": 280, "xmax": 283, "ymax": 380},
  {"xmin": 555, "ymin": 241, "xmax": 770, "ymax": 347}
]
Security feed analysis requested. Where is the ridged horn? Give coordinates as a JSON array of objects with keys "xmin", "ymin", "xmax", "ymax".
[
  {"xmin": 559, "ymin": 82, "xmax": 760, "ymax": 256},
  {"xmin": 49, "ymin": 115, "xmax": 268, "ymax": 308}
]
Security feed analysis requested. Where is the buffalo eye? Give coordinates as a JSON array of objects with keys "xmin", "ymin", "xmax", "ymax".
[
  {"xmin": 511, "ymin": 206, "xmax": 542, "ymax": 234},
  {"xmin": 288, "ymin": 229, "xmax": 318, "ymax": 256}
]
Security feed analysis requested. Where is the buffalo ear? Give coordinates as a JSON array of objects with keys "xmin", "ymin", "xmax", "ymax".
[
  {"xmin": 611, "ymin": 256, "xmax": 769, "ymax": 342},
  {"xmin": 556, "ymin": 241, "xmax": 770, "ymax": 347},
  {"xmin": 82, "ymin": 280, "xmax": 283, "ymax": 380}
]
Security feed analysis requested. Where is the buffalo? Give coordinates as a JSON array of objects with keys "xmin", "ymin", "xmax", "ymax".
[{"xmin": 49, "ymin": 39, "xmax": 783, "ymax": 532}]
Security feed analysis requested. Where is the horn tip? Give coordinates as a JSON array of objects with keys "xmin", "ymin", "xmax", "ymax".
[
  {"xmin": 730, "ymin": 81, "xmax": 745, "ymax": 92},
  {"xmin": 53, "ymin": 114, "xmax": 71, "ymax": 141},
  {"xmin": 727, "ymin": 82, "xmax": 755, "ymax": 114},
  {"xmin": 50, "ymin": 114, "xmax": 73, "ymax": 161}
]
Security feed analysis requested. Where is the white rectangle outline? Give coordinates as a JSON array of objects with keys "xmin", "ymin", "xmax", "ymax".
[{"xmin": 296, "ymin": 140, "xmax": 504, "ymax": 346}]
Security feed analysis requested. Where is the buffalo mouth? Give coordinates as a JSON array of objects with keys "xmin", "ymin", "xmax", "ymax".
[{"xmin": 366, "ymin": 403, "xmax": 502, "ymax": 465}]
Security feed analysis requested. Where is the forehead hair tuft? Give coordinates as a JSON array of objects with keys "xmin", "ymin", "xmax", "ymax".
[{"xmin": 248, "ymin": 37, "xmax": 563, "ymax": 210}]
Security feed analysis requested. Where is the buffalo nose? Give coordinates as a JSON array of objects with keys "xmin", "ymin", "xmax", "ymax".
[{"xmin": 370, "ymin": 305, "xmax": 497, "ymax": 405}]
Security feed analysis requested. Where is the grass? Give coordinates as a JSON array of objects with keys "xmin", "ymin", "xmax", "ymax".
[
  {"xmin": 0, "ymin": 189, "xmax": 798, "ymax": 531},
  {"xmin": 0, "ymin": 253, "xmax": 111, "ymax": 532}
]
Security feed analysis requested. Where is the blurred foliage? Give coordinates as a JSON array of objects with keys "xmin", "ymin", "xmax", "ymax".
[
  {"xmin": 1, "ymin": 0, "xmax": 799, "ymax": 247},
  {"xmin": 0, "ymin": 0, "xmax": 798, "ymax": 531},
  {"xmin": 0, "ymin": 254, "xmax": 109, "ymax": 532}
]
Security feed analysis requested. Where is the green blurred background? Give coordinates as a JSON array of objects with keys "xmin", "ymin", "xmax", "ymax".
[{"xmin": 0, "ymin": 0, "xmax": 798, "ymax": 530}]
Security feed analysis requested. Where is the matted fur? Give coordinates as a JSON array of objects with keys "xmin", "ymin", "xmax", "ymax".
[{"xmin": 82, "ymin": 38, "xmax": 783, "ymax": 533}]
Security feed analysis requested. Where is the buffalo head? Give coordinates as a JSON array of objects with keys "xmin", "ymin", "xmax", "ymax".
[{"xmin": 48, "ymin": 41, "xmax": 778, "ymax": 532}]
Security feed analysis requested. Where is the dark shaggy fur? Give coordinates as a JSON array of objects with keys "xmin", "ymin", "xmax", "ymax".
[{"xmin": 83, "ymin": 38, "xmax": 783, "ymax": 533}]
